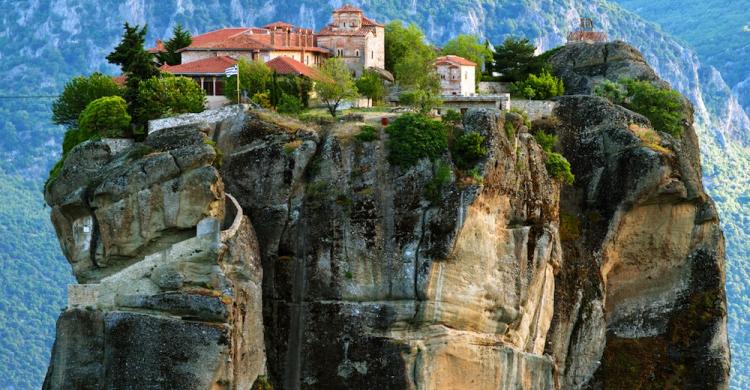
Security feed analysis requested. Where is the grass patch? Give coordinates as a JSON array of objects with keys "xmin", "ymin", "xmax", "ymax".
[
  {"xmin": 203, "ymin": 139, "xmax": 224, "ymax": 168},
  {"xmin": 629, "ymin": 123, "xmax": 673, "ymax": 155}
]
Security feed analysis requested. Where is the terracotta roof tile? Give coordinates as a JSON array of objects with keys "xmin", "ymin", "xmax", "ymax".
[
  {"xmin": 160, "ymin": 56, "xmax": 238, "ymax": 75},
  {"xmin": 266, "ymin": 56, "xmax": 327, "ymax": 81},
  {"xmin": 189, "ymin": 28, "xmax": 251, "ymax": 47},
  {"xmin": 435, "ymin": 55, "xmax": 477, "ymax": 67},
  {"xmin": 333, "ymin": 4, "xmax": 363, "ymax": 13}
]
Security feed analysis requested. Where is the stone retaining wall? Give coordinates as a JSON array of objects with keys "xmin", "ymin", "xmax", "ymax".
[{"xmin": 512, "ymin": 100, "xmax": 558, "ymax": 120}]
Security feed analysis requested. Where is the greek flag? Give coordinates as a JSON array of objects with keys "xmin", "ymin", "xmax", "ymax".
[{"xmin": 224, "ymin": 65, "xmax": 239, "ymax": 77}]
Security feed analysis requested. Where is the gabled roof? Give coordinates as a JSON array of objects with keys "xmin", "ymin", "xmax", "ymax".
[
  {"xmin": 266, "ymin": 56, "xmax": 327, "ymax": 81},
  {"xmin": 361, "ymin": 16, "xmax": 384, "ymax": 27},
  {"xmin": 333, "ymin": 4, "xmax": 363, "ymax": 13},
  {"xmin": 160, "ymin": 56, "xmax": 238, "ymax": 75},
  {"xmin": 189, "ymin": 28, "xmax": 252, "ymax": 47},
  {"xmin": 435, "ymin": 55, "xmax": 477, "ymax": 67}
]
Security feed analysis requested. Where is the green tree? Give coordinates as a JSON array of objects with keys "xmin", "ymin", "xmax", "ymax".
[
  {"xmin": 78, "ymin": 96, "xmax": 131, "ymax": 138},
  {"xmin": 135, "ymin": 76, "xmax": 205, "ymax": 121},
  {"xmin": 315, "ymin": 58, "xmax": 358, "ymax": 117},
  {"xmin": 451, "ymin": 131, "xmax": 488, "ymax": 170},
  {"xmin": 224, "ymin": 58, "xmax": 272, "ymax": 103},
  {"xmin": 510, "ymin": 70, "xmax": 565, "ymax": 99},
  {"xmin": 399, "ymin": 89, "xmax": 442, "ymax": 114},
  {"xmin": 489, "ymin": 37, "xmax": 545, "ymax": 82},
  {"xmin": 622, "ymin": 79, "xmax": 686, "ymax": 137},
  {"xmin": 356, "ymin": 70, "xmax": 386, "ymax": 105},
  {"xmin": 384, "ymin": 21, "xmax": 435, "ymax": 74},
  {"xmin": 157, "ymin": 24, "xmax": 192, "ymax": 66},
  {"xmin": 51, "ymin": 73, "xmax": 124, "ymax": 128},
  {"xmin": 106, "ymin": 23, "xmax": 160, "ymax": 125},
  {"xmin": 441, "ymin": 34, "xmax": 492, "ymax": 83}
]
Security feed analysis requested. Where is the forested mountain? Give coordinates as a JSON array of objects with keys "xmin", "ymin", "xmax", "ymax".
[
  {"xmin": 614, "ymin": 0, "xmax": 750, "ymax": 113},
  {"xmin": 0, "ymin": 0, "xmax": 747, "ymax": 388}
]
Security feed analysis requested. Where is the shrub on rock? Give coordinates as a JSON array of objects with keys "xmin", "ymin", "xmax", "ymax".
[{"xmin": 79, "ymin": 96, "xmax": 131, "ymax": 138}]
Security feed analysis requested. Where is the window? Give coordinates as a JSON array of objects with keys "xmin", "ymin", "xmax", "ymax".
[
  {"xmin": 337, "ymin": 49, "xmax": 344, "ymax": 57},
  {"xmin": 465, "ymin": 72, "xmax": 468, "ymax": 80},
  {"xmin": 355, "ymin": 50, "xmax": 360, "ymax": 57},
  {"xmin": 371, "ymin": 51, "xmax": 374, "ymax": 59}
]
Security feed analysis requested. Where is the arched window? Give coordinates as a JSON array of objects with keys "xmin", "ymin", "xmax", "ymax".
[
  {"xmin": 355, "ymin": 50, "xmax": 360, "ymax": 58},
  {"xmin": 337, "ymin": 49, "xmax": 344, "ymax": 57}
]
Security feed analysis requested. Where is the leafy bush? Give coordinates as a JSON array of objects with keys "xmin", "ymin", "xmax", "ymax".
[
  {"xmin": 52, "ymin": 73, "xmax": 125, "ymax": 128},
  {"xmin": 225, "ymin": 58, "xmax": 272, "ymax": 103},
  {"xmin": 442, "ymin": 110, "xmax": 462, "ymax": 128},
  {"xmin": 534, "ymin": 131, "xmax": 557, "ymax": 152},
  {"xmin": 136, "ymin": 76, "xmax": 205, "ymax": 121},
  {"xmin": 425, "ymin": 160, "xmax": 452, "ymax": 203},
  {"xmin": 355, "ymin": 125, "xmax": 380, "ymax": 142},
  {"xmin": 385, "ymin": 114, "xmax": 448, "ymax": 167},
  {"xmin": 277, "ymin": 94, "xmax": 303, "ymax": 114},
  {"xmin": 252, "ymin": 92, "xmax": 272, "ymax": 108},
  {"xmin": 595, "ymin": 79, "xmax": 686, "ymax": 137},
  {"xmin": 545, "ymin": 152, "xmax": 574, "ymax": 185},
  {"xmin": 510, "ymin": 70, "xmax": 565, "ymax": 100},
  {"xmin": 623, "ymin": 79, "xmax": 686, "ymax": 137},
  {"xmin": 594, "ymin": 80, "xmax": 627, "ymax": 103},
  {"xmin": 399, "ymin": 89, "xmax": 442, "ymax": 114},
  {"xmin": 78, "ymin": 96, "xmax": 131, "ymax": 138},
  {"xmin": 451, "ymin": 131, "xmax": 487, "ymax": 169}
]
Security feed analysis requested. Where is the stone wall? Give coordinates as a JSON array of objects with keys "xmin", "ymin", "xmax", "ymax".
[
  {"xmin": 512, "ymin": 99, "xmax": 558, "ymax": 120},
  {"xmin": 479, "ymin": 81, "xmax": 512, "ymax": 95}
]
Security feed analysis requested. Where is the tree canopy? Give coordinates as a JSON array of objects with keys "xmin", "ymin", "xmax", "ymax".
[
  {"xmin": 51, "ymin": 73, "xmax": 124, "ymax": 128},
  {"xmin": 106, "ymin": 23, "xmax": 160, "ymax": 126},
  {"xmin": 136, "ymin": 75, "xmax": 205, "ymax": 121},
  {"xmin": 315, "ymin": 58, "xmax": 358, "ymax": 117},
  {"xmin": 384, "ymin": 20, "xmax": 436, "ymax": 74},
  {"xmin": 356, "ymin": 69, "xmax": 386, "ymax": 105},
  {"xmin": 78, "ymin": 96, "xmax": 131, "ymax": 138},
  {"xmin": 157, "ymin": 24, "xmax": 192, "ymax": 66},
  {"xmin": 224, "ymin": 58, "xmax": 272, "ymax": 104},
  {"xmin": 487, "ymin": 37, "xmax": 546, "ymax": 82}
]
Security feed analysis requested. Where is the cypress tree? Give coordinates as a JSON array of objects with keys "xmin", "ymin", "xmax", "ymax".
[{"xmin": 158, "ymin": 24, "xmax": 193, "ymax": 66}]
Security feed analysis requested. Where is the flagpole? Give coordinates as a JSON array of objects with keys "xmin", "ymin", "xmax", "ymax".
[{"xmin": 236, "ymin": 69, "xmax": 240, "ymax": 104}]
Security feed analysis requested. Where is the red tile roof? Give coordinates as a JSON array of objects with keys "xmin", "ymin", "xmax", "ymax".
[
  {"xmin": 361, "ymin": 16, "xmax": 384, "ymax": 27},
  {"xmin": 190, "ymin": 28, "xmax": 251, "ymax": 47},
  {"xmin": 266, "ymin": 56, "xmax": 327, "ymax": 81},
  {"xmin": 160, "ymin": 56, "xmax": 238, "ymax": 75},
  {"xmin": 435, "ymin": 55, "xmax": 477, "ymax": 67},
  {"xmin": 333, "ymin": 4, "xmax": 363, "ymax": 13},
  {"xmin": 181, "ymin": 28, "xmax": 328, "ymax": 53}
]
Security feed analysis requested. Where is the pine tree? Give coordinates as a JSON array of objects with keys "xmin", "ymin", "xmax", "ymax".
[
  {"xmin": 107, "ymin": 23, "xmax": 160, "ymax": 128},
  {"xmin": 157, "ymin": 24, "xmax": 192, "ymax": 66}
]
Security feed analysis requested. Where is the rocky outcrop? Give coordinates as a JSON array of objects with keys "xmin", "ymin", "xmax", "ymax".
[
  {"xmin": 546, "ymin": 42, "xmax": 730, "ymax": 389},
  {"xmin": 43, "ymin": 41, "xmax": 729, "ymax": 390},
  {"xmin": 43, "ymin": 123, "xmax": 266, "ymax": 389},
  {"xmin": 217, "ymin": 107, "xmax": 561, "ymax": 389}
]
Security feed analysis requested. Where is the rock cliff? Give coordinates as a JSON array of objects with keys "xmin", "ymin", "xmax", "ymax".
[{"xmin": 43, "ymin": 42, "xmax": 729, "ymax": 389}]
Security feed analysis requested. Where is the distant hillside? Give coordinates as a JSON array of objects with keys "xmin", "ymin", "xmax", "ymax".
[
  {"xmin": 614, "ymin": 0, "xmax": 750, "ymax": 111},
  {"xmin": 0, "ymin": 0, "xmax": 748, "ymax": 388}
]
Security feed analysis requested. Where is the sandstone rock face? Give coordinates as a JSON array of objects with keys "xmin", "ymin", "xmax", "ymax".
[
  {"xmin": 219, "ymin": 108, "xmax": 561, "ymax": 389},
  {"xmin": 43, "ymin": 41, "xmax": 729, "ymax": 390},
  {"xmin": 44, "ymin": 121, "xmax": 266, "ymax": 389}
]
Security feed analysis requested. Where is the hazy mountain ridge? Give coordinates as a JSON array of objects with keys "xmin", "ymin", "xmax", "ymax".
[{"xmin": 0, "ymin": 0, "xmax": 747, "ymax": 388}]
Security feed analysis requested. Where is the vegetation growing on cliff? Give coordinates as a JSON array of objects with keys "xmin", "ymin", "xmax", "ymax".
[
  {"xmin": 136, "ymin": 76, "xmax": 205, "ymax": 120},
  {"xmin": 385, "ymin": 114, "xmax": 448, "ymax": 167},
  {"xmin": 595, "ymin": 79, "xmax": 686, "ymax": 137}
]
